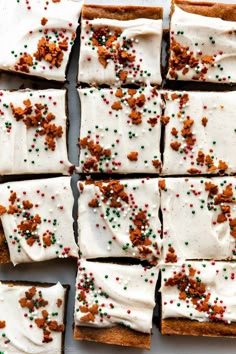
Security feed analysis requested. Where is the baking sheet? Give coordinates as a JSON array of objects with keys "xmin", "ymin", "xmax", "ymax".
[{"xmin": 1, "ymin": 0, "xmax": 236, "ymax": 353}]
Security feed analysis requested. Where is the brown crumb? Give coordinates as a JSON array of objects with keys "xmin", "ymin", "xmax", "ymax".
[
  {"xmin": 127, "ymin": 151, "xmax": 138, "ymax": 161},
  {"xmin": 41, "ymin": 17, "xmax": 48, "ymax": 26},
  {"xmin": 118, "ymin": 70, "xmax": 128, "ymax": 82},
  {"xmin": 187, "ymin": 168, "xmax": 201, "ymax": 175},
  {"xmin": 160, "ymin": 116, "xmax": 170, "ymax": 126},
  {"xmin": 111, "ymin": 101, "xmax": 122, "ymax": 110},
  {"xmin": 88, "ymin": 199, "xmax": 99, "ymax": 208},
  {"xmin": 202, "ymin": 117, "xmax": 208, "ymax": 127},
  {"xmin": 0, "ymin": 321, "xmax": 6, "ymax": 329},
  {"xmin": 152, "ymin": 159, "xmax": 162, "ymax": 169},
  {"xmin": 0, "ymin": 205, "xmax": 6, "ymax": 216},
  {"xmin": 115, "ymin": 88, "xmax": 124, "ymax": 98},
  {"xmin": 170, "ymin": 141, "xmax": 181, "ymax": 151},
  {"xmin": 158, "ymin": 179, "xmax": 166, "ymax": 190},
  {"xmin": 129, "ymin": 110, "xmax": 142, "ymax": 125}
]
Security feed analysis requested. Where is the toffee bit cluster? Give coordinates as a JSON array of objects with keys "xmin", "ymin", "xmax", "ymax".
[{"xmin": 19, "ymin": 286, "xmax": 64, "ymax": 343}]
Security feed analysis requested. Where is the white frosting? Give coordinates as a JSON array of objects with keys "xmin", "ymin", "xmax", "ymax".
[
  {"xmin": 161, "ymin": 177, "xmax": 236, "ymax": 261},
  {"xmin": 78, "ymin": 178, "xmax": 161, "ymax": 263},
  {"xmin": 0, "ymin": 0, "xmax": 82, "ymax": 81},
  {"xmin": 77, "ymin": 86, "xmax": 162, "ymax": 174},
  {"xmin": 0, "ymin": 89, "xmax": 72, "ymax": 175},
  {"xmin": 79, "ymin": 18, "xmax": 162, "ymax": 85},
  {"xmin": 74, "ymin": 260, "xmax": 158, "ymax": 333},
  {"xmin": 162, "ymin": 90, "xmax": 236, "ymax": 175},
  {"xmin": 0, "ymin": 177, "xmax": 79, "ymax": 265},
  {"xmin": 167, "ymin": 6, "xmax": 236, "ymax": 83},
  {"xmin": 161, "ymin": 261, "xmax": 236, "ymax": 323},
  {"xmin": 0, "ymin": 282, "xmax": 66, "ymax": 354}
]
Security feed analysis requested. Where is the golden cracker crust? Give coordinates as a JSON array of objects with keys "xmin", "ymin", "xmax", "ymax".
[
  {"xmin": 74, "ymin": 325, "xmax": 151, "ymax": 349},
  {"xmin": 162, "ymin": 318, "xmax": 236, "ymax": 337},
  {"xmin": 82, "ymin": 4, "xmax": 163, "ymax": 21},
  {"xmin": 172, "ymin": 0, "xmax": 236, "ymax": 21},
  {"xmin": 0, "ymin": 220, "xmax": 10, "ymax": 264}
]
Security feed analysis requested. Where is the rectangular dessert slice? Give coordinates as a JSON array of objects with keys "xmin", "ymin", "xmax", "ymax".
[
  {"xmin": 0, "ymin": 281, "xmax": 68, "ymax": 353},
  {"xmin": 0, "ymin": 0, "xmax": 82, "ymax": 81},
  {"xmin": 162, "ymin": 90, "xmax": 236, "ymax": 175},
  {"xmin": 161, "ymin": 261, "xmax": 236, "ymax": 337},
  {"xmin": 78, "ymin": 178, "xmax": 161, "ymax": 265},
  {"xmin": 74, "ymin": 259, "xmax": 159, "ymax": 349},
  {"xmin": 78, "ymin": 86, "xmax": 162, "ymax": 174},
  {"xmin": 160, "ymin": 177, "xmax": 236, "ymax": 262},
  {"xmin": 78, "ymin": 4, "xmax": 163, "ymax": 85},
  {"xmin": 0, "ymin": 177, "xmax": 78, "ymax": 265},
  {"xmin": 167, "ymin": 0, "xmax": 236, "ymax": 83},
  {"xmin": 0, "ymin": 89, "xmax": 72, "ymax": 175}
]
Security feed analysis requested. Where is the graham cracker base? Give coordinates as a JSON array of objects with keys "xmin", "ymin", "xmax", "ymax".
[
  {"xmin": 161, "ymin": 318, "xmax": 236, "ymax": 337},
  {"xmin": 82, "ymin": 4, "xmax": 163, "ymax": 21},
  {"xmin": 0, "ymin": 220, "xmax": 10, "ymax": 264},
  {"xmin": 74, "ymin": 325, "xmax": 151, "ymax": 349},
  {"xmin": 172, "ymin": 0, "xmax": 236, "ymax": 21}
]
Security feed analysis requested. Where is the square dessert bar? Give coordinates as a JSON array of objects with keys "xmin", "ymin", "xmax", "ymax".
[
  {"xmin": 78, "ymin": 86, "xmax": 162, "ymax": 174},
  {"xmin": 74, "ymin": 259, "xmax": 159, "ymax": 349},
  {"xmin": 0, "ymin": 0, "xmax": 82, "ymax": 81},
  {"xmin": 0, "ymin": 89, "xmax": 72, "ymax": 175},
  {"xmin": 0, "ymin": 177, "xmax": 78, "ymax": 265},
  {"xmin": 160, "ymin": 261, "xmax": 236, "ymax": 337},
  {"xmin": 0, "ymin": 281, "xmax": 68, "ymax": 353},
  {"xmin": 162, "ymin": 90, "xmax": 236, "ymax": 175},
  {"xmin": 78, "ymin": 178, "xmax": 161, "ymax": 264},
  {"xmin": 160, "ymin": 177, "xmax": 236, "ymax": 262},
  {"xmin": 167, "ymin": 0, "xmax": 236, "ymax": 83},
  {"xmin": 78, "ymin": 4, "xmax": 163, "ymax": 86}
]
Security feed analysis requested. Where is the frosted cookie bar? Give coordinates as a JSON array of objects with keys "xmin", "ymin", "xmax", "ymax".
[
  {"xmin": 74, "ymin": 259, "xmax": 158, "ymax": 349},
  {"xmin": 0, "ymin": 281, "xmax": 68, "ymax": 353},
  {"xmin": 162, "ymin": 90, "xmax": 236, "ymax": 175},
  {"xmin": 0, "ymin": 89, "xmax": 72, "ymax": 175},
  {"xmin": 167, "ymin": 0, "xmax": 236, "ymax": 83},
  {"xmin": 0, "ymin": 0, "xmax": 81, "ymax": 81},
  {"xmin": 161, "ymin": 261, "xmax": 236, "ymax": 337},
  {"xmin": 78, "ymin": 86, "xmax": 162, "ymax": 174},
  {"xmin": 78, "ymin": 4, "xmax": 163, "ymax": 85},
  {"xmin": 78, "ymin": 178, "xmax": 161, "ymax": 264},
  {"xmin": 0, "ymin": 177, "xmax": 78, "ymax": 265},
  {"xmin": 160, "ymin": 177, "xmax": 236, "ymax": 262}
]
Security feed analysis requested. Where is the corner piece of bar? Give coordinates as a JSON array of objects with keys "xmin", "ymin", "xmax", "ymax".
[
  {"xmin": 160, "ymin": 261, "xmax": 236, "ymax": 337},
  {"xmin": 78, "ymin": 4, "xmax": 163, "ymax": 86},
  {"xmin": 0, "ymin": 0, "xmax": 82, "ymax": 81},
  {"xmin": 167, "ymin": 0, "xmax": 236, "ymax": 83},
  {"xmin": 74, "ymin": 259, "xmax": 159, "ymax": 349},
  {"xmin": 0, "ymin": 281, "xmax": 68, "ymax": 353}
]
